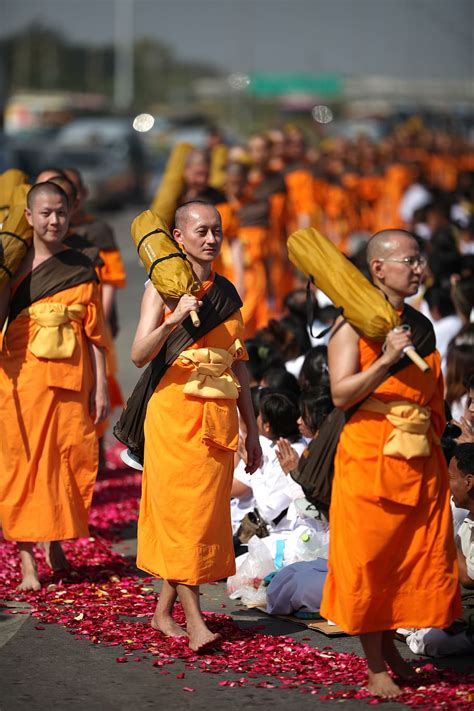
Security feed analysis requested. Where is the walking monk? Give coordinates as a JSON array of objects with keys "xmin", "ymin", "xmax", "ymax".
[
  {"xmin": 132, "ymin": 201, "xmax": 261, "ymax": 651},
  {"xmin": 0, "ymin": 182, "xmax": 109, "ymax": 590},
  {"xmin": 320, "ymin": 229, "xmax": 461, "ymax": 698}
]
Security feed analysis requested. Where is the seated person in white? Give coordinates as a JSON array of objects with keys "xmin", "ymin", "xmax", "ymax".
[
  {"xmin": 245, "ymin": 392, "xmax": 308, "ymax": 533},
  {"xmin": 399, "ymin": 443, "xmax": 474, "ymax": 656}
]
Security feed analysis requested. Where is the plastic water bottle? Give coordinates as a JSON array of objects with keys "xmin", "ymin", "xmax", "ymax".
[{"xmin": 295, "ymin": 529, "xmax": 322, "ymax": 561}]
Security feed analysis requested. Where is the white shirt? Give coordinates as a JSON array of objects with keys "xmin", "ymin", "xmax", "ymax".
[
  {"xmin": 456, "ymin": 513, "xmax": 474, "ymax": 583},
  {"xmin": 250, "ymin": 436, "xmax": 307, "ymax": 532},
  {"xmin": 432, "ymin": 314, "xmax": 463, "ymax": 368}
]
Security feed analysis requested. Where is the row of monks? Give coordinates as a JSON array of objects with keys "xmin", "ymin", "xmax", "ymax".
[{"xmin": 149, "ymin": 121, "xmax": 474, "ymax": 337}]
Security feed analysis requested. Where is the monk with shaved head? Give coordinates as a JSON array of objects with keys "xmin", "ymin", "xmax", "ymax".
[
  {"xmin": 0, "ymin": 180, "xmax": 109, "ymax": 589},
  {"xmin": 131, "ymin": 201, "xmax": 261, "ymax": 652},
  {"xmin": 320, "ymin": 228, "xmax": 460, "ymax": 698}
]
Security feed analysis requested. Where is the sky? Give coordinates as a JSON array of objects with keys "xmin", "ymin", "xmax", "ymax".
[{"xmin": 0, "ymin": 0, "xmax": 473, "ymax": 80}]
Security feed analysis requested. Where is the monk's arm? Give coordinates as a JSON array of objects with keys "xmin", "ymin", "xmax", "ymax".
[
  {"xmin": 0, "ymin": 283, "xmax": 11, "ymax": 330},
  {"xmin": 329, "ymin": 317, "xmax": 413, "ymax": 409},
  {"xmin": 233, "ymin": 360, "xmax": 262, "ymax": 473},
  {"xmin": 131, "ymin": 283, "xmax": 202, "ymax": 368},
  {"xmin": 456, "ymin": 545, "xmax": 474, "ymax": 588},
  {"xmin": 101, "ymin": 283, "xmax": 115, "ymax": 322},
  {"xmin": 89, "ymin": 343, "xmax": 109, "ymax": 424}
]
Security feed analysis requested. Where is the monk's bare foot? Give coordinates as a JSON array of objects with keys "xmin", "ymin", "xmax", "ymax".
[
  {"xmin": 187, "ymin": 625, "xmax": 221, "ymax": 653},
  {"xmin": 18, "ymin": 549, "xmax": 41, "ymax": 591},
  {"xmin": 384, "ymin": 645, "xmax": 417, "ymax": 680},
  {"xmin": 366, "ymin": 670, "xmax": 402, "ymax": 698},
  {"xmin": 44, "ymin": 541, "xmax": 70, "ymax": 571},
  {"xmin": 151, "ymin": 613, "xmax": 188, "ymax": 637}
]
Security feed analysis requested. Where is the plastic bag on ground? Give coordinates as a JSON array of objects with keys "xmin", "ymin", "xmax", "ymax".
[{"xmin": 227, "ymin": 535, "xmax": 275, "ymax": 600}]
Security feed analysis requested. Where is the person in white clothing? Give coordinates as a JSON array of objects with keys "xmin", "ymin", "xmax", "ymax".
[{"xmin": 251, "ymin": 392, "xmax": 307, "ymax": 533}]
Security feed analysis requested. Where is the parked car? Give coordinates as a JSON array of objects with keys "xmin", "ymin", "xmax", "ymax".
[{"xmin": 40, "ymin": 117, "xmax": 148, "ymax": 209}]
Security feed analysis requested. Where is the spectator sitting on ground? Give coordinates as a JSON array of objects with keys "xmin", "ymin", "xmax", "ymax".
[
  {"xmin": 398, "ymin": 442, "xmax": 474, "ymax": 657},
  {"xmin": 299, "ymin": 346, "xmax": 330, "ymax": 391},
  {"xmin": 244, "ymin": 339, "xmax": 284, "ymax": 386},
  {"xmin": 260, "ymin": 367, "xmax": 301, "ymax": 402},
  {"xmin": 445, "ymin": 325, "xmax": 474, "ymax": 422},
  {"xmin": 275, "ymin": 386, "xmax": 334, "ymax": 479},
  {"xmin": 248, "ymin": 392, "xmax": 308, "ymax": 533},
  {"xmin": 422, "ymin": 285, "xmax": 463, "ymax": 369},
  {"xmin": 454, "ymin": 373, "xmax": 474, "ymax": 445}
]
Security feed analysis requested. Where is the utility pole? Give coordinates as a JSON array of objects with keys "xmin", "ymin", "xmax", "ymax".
[{"xmin": 114, "ymin": 0, "xmax": 134, "ymax": 110}]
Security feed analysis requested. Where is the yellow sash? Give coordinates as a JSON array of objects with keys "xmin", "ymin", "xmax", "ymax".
[
  {"xmin": 179, "ymin": 339, "xmax": 244, "ymax": 400},
  {"xmin": 362, "ymin": 396, "xmax": 438, "ymax": 459},
  {"xmin": 19, "ymin": 303, "xmax": 86, "ymax": 359}
]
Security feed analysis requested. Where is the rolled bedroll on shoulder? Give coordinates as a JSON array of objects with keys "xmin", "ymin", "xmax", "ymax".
[
  {"xmin": 287, "ymin": 228, "xmax": 430, "ymax": 373},
  {"xmin": 131, "ymin": 209, "xmax": 201, "ymax": 326},
  {"xmin": 0, "ymin": 205, "xmax": 33, "ymax": 291}
]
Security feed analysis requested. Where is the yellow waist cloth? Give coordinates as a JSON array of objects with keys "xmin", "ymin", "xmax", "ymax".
[
  {"xmin": 19, "ymin": 303, "xmax": 86, "ymax": 359},
  {"xmin": 179, "ymin": 339, "xmax": 244, "ymax": 400},
  {"xmin": 361, "ymin": 396, "xmax": 439, "ymax": 459}
]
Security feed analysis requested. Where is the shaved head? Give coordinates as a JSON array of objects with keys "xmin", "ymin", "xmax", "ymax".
[
  {"xmin": 366, "ymin": 229, "xmax": 418, "ymax": 264},
  {"xmin": 175, "ymin": 201, "xmax": 219, "ymax": 232},
  {"xmin": 185, "ymin": 149, "xmax": 210, "ymax": 169},
  {"xmin": 27, "ymin": 181, "xmax": 69, "ymax": 210},
  {"xmin": 35, "ymin": 168, "xmax": 66, "ymax": 184},
  {"xmin": 47, "ymin": 175, "xmax": 78, "ymax": 206}
]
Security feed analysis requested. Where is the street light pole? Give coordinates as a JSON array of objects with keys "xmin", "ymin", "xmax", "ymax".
[{"xmin": 114, "ymin": 0, "xmax": 135, "ymax": 110}]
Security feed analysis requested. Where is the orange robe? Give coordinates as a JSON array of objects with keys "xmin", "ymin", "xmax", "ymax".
[
  {"xmin": 214, "ymin": 201, "xmax": 241, "ymax": 285},
  {"xmin": 72, "ymin": 214, "xmax": 127, "ymax": 415},
  {"xmin": 320, "ymin": 340, "xmax": 461, "ymax": 634},
  {"xmin": 136, "ymin": 276, "xmax": 247, "ymax": 585},
  {"xmin": 0, "ymin": 279, "xmax": 108, "ymax": 541}
]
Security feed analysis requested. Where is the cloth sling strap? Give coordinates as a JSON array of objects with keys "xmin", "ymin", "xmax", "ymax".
[
  {"xmin": 291, "ymin": 303, "xmax": 436, "ymax": 513},
  {"xmin": 113, "ymin": 274, "xmax": 242, "ymax": 463},
  {"xmin": 8, "ymin": 249, "xmax": 97, "ymax": 325}
]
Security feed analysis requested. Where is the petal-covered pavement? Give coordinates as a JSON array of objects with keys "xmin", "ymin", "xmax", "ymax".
[{"xmin": 1, "ymin": 444, "xmax": 473, "ymax": 709}]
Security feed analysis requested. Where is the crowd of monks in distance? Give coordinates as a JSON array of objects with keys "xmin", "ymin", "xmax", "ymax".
[{"xmin": 148, "ymin": 119, "xmax": 474, "ymax": 340}]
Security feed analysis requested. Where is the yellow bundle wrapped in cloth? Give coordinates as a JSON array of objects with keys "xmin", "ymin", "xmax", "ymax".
[
  {"xmin": 150, "ymin": 143, "xmax": 193, "ymax": 226},
  {"xmin": 0, "ymin": 169, "xmax": 29, "ymax": 224},
  {"xmin": 209, "ymin": 144, "xmax": 228, "ymax": 190},
  {"xmin": 131, "ymin": 209, "xmax": 200, "ymax": 326},
  {"xmin": 0, "ymin": 205, "xmax": 33, "ymax": 290},
  {"xmin": 287, "ymin": 228, "xmax": 429, "ymax": 372}
]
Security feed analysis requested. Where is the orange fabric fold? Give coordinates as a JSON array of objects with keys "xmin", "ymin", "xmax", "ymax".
[
  {"xmin": 136, "ymin": 276, "xmax": 247, "ymax": 585},
  {"xmin": 320, "ymin": 338, "xmax": 461, "ymax": 635},
  {"xmin": 0, "ymin": 281, "xmax": 107, "ymax": 541}
]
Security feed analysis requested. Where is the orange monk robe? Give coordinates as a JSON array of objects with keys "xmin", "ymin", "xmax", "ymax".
[
  {"xmin": 237, "ymin": 175, "xmax": 275, "ymax": 337},
  {"xmin": 268, "ymin": 182, "xmax": 291, "ymax": 311},
  {"xmin": 214, "ymin": 201, "xmax": 241, "ymax": 285},
  {"xmin": 72, "ymin": 215, "xmax": 127, "ymax": 415},
  {"xmin": 356, "ymin": 173, "xmax": 383, "ymax": 234},
  {"xmin": 136, "ymin": 277, "xmax": 247, "ymax": 585},
  {"xmin": 459, "ymin": 150, "xmax": 474, "ymax": 172},
  {"xmin": 375, "ymin": 163, "xmax": 414, "ymax": 232},
  {"xmin": 284, "ymin": 166, "xmax": 316, "ymax": 233},
  {"xmin": 318, "ymin": 181, "xmax": 357, "ymax": 254},
  {"xmin": 240, "ymin": 225, "xmax": 270, "ymax": 339},
  {"xmin": 96, "ymin": 248, "xmax": 127, "ymax": 414},
  {"xmin": 426, "ymin": 152, "xmax": 459, "ymax": 194},
  {"xmin": 0, "ymin": 281, "xmax": 108, "ymax": 541},
  {"xmin": 320, "ymin": 341, "xmax": 461, "ymax": 635}
]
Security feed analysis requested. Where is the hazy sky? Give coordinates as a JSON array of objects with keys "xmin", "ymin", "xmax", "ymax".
[{"xmin": 0, "ymin": 0, "xmax": 472, "ymax": 79}]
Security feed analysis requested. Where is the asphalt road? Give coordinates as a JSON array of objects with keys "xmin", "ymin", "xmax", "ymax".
[{"xmin": 1, "ymin": 206, "xmax": 472, "ymax": 710}]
